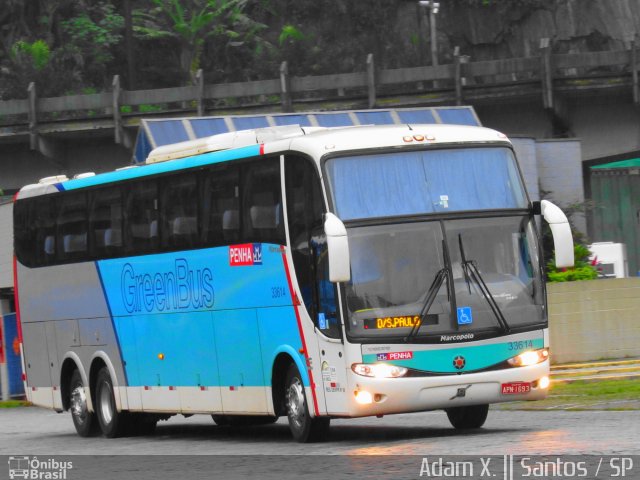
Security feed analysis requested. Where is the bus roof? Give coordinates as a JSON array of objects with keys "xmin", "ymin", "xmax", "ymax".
[{"xmin": 16, "ymin": 123, "xmax": 510, "ymax": 200}]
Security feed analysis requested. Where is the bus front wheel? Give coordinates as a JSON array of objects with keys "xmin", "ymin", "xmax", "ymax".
[
  {"xmin": 285, "ymin": 364, "xmax": 329, "ymax": 443},
  {"xmin": 95, "ymin": 367, "xmax": 127, "ymax": 438},
  {"xmin": 445, "ymin": 404, "xmax": 489, "ymax": 429},
  {"xmin": 69, "ymin": 369, "xmax": 99, "ymax": 437}
]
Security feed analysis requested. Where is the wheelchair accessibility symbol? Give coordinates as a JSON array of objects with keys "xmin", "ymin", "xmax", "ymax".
[{"xmin": 457, "ymin": 307, "xmax": 473, "ymax": 325}]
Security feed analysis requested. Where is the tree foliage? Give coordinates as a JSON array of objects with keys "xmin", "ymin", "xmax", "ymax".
[
  {"xmin": 0, "ymin": 0, "xmax": 418, "ymax": 97},
  {"xmin": 546, "ymin": 244, "xmax": 599, "ymax": 283},
  {"xmin": 133, "ymin": 0, "xmax": 268, "ymax": 85},
  {"xmin": 11, "ymin": 40, "xmax": 50, "ymax": 70},
  {"xmin": 0, "ymin": 0, "xmax": 569, "ymax": 98}
]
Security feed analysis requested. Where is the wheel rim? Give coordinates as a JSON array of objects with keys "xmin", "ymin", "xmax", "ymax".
[
  {"xmin": 98, "ymin": 381, "xmax": 113, "ymax": 425},
  {"xmin": 286, "ymin": 377, "xmax": 306, "ymax": 430},
  {"xmin": 71, "ymin": 385, "xmax": 89, "ymax": 425}
]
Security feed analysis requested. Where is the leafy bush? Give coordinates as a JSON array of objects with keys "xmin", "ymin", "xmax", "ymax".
[
  {"xmin": 11, "ymin": 40, "xmax": 50, "ymax": 70},
  {"xmin": 547, "ymin": 244, "xmax": 598, "ymax": 282}
]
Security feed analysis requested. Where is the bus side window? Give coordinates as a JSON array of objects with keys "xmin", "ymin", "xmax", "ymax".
[
  {"xmin": 161, "ymin": 173, "xmax": 198, "ymax": 250},
  {"xmin": 14, "ymin": 199, "xmax": 33, "ymax": 267},
  {"xmin": 57, "ymin": 192, "xmax": 88, "ymax": 262},
  {"xmin": 125, "ymin": 180, "xmax": 159, "ymax": 255},
  {"xmin": 37, "ymin": 198, "xmax": 57, "ymax": 266},
  {"xmin": 89, "ymin": 187, "xmax": 123, "ymax": 258},
  {"xmin": 242, "ymin": 158, "xmax": 285, "ymax": 245},
  {"xmin": 201, "ymin": 165, "xmax": 240, "ymax": 246}
]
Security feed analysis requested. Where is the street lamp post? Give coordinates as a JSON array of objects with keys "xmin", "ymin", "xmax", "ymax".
[{"xmin": 418, "ymin": 0, "xmax": 440, "ymax": 69}]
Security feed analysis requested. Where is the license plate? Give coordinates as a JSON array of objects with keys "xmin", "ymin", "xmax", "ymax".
[{"xmin": 501, "ymin": 382, "xmax": 531, "ymax": 394}]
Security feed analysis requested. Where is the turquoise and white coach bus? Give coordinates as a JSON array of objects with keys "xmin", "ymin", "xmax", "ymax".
[{"xmin": 13, "ymin": 123, "xmax": 574, "ymax": 442}]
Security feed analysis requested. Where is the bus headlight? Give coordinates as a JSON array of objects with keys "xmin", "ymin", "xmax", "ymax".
[
  {"xmin": 507, "ymin": 348, "xmax": 549, "ymax": 367},
  {"xmin": 352, "ymin": 363, "xmax": 408, "ymax": 378}
]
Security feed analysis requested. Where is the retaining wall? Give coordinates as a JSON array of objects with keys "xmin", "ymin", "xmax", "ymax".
[{"xmin": 548, "ymin": 278, "xmax": 640, "ymax": 364}]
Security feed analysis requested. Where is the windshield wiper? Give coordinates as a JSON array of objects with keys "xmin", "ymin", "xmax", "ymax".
[
  {"xmin": 404, "ymin": 267, "xmax": 448, "ymax": 342},
  {"xmin": 458, "ymin": 234, "xmax": 510, "ymax": 334},
  {"xmin": 404, "ymin": 236, "xmax": 454, "ymax": 342}
]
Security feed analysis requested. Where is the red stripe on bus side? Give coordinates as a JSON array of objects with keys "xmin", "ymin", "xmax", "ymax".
[
  {"xmin": 281, "ymin": 251, "xmax": 320, "ymax": 417},
  {"xmin": 259, "ymin": 143, "xmax": 265, "ymax": 155},
  {"xmin": 12, "ymin": 256, "xmax": 23, "ymax": 343}
]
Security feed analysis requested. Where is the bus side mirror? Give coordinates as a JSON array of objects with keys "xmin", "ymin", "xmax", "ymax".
[
  {"xmin": 540, "ymin": 200, "xmax": 575, "ymax": 268},
  {"xmin": 531, "ymin": 200, "xmax": 541, "ymax": 215},
  {"xmin": 324, "ymin": 213, "xmax": 351, "ymax": 283}
]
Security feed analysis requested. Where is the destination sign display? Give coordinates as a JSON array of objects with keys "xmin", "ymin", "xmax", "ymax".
[
  {"xmin": 364, "ymin": 315, "xmax": 420, "ymax": 330},
  {"xmin": 363, "ymin": 314, "xmax": 439, "ymax": 330}
]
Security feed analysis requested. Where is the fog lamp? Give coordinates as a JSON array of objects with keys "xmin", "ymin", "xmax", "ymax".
[{"xmin": 354, "ymin": 390, "xmax": 373, "ymax": 405}]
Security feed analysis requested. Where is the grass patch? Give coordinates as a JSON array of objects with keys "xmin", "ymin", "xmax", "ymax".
[
  {"xmin": 552, "ymin": 379, "xmax": 640, "ymax": 397},
  {"xmin": 0, "ymin": 400, "xmax": 30, "ymax": 408},
  {"xmin": 494, "ymin": 379, "xmax": 640, "ymax": 411}
]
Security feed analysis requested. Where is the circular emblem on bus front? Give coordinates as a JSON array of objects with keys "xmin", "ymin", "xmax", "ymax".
[{"xmin": 453, "ymin": 355, "xmax": 466, "ymax": 370}]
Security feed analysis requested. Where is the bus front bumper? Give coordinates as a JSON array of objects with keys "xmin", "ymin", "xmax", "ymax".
[{"xmin": 342, "ymin": 360, "xmax": 550, "ymax": 417}]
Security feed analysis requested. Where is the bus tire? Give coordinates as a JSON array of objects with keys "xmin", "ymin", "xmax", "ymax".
[
  {"xmin": 285, "ymin": 364, "xmax": 329, "ymax": 443},
  {"xmin": 69, "ymin": 369, "xmax": 99, "ymax": 437},
  {"xmin": 445, "ymin": 404, "xmax": 489, "ymax": 429},
  {"xmin": 211, "ymin": 414, "xmax": 230, "ymax": 426},
  {"xmin": 95, "ymin": 367, "xmax": 127, "ymax": 438}
]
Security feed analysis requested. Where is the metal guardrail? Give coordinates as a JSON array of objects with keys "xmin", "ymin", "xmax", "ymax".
[{"xmin": 2, "ymin": 40, "xmax": 640, "ymax": 150}]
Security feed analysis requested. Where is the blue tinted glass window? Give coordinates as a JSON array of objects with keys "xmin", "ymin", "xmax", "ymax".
[
  {"xmin": 315, "ymin": 113, "xmax": 353, "ymax": 127},
  {"xmin": 355, "ymin": 111, "xmax": 394, "ymax": 125},
  {"xmin": 273, "ymin": 115, "xmax": 312, "ymax": 126},
  {"xmin": 325, "ymin": 148, "xmax": 527, "ymax": 220},
  {"xmin": 232, "ymin": 116, "xmax": 270, "ymax": 130},
  {"xmin": 190, "ymin": 118, "xmax": 229, "ymax": 138},
  {"xmin": 437, "ymin": 108, "xmax": 478, "ymax": 126},
  {"xmin": 397, "ymin": 109, "xmax": 436, "ymax": 124},
  {"xmin": 147, "ymin": 120, "xmax": 190, "ymax": 146}
]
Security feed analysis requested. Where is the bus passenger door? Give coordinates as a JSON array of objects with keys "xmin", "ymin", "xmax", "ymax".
[
  {"xmin": 310, "ymin": 231, "xmax": 349, "ymax": 416},
  {"xmin": 284, "ymin": 154, "xmax": 349, "ymax": 415}
]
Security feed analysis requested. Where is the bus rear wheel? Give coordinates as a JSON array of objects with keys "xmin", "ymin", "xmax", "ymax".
[
  {"xmin": 445, "ymin": 404, "xmax": 489, "ymax": 429},
  {"xmin": 285, "ymin": 364, "xmax": 329, "ymax": 443},
  {"xmin": 95, "ymin": 367, "xmax": 127, "ymax": 438},
  {"xmin": 69, "ymin": 369, "xmax": 99, "ymax": 437}
]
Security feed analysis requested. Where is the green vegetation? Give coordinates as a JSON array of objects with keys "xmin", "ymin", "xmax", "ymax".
[
  {"xmin": 539, "ymin": 194, "xmax": 598, "ymax": 282},
  {"xmin": 0, "ymin": 0, "xmax": 416, "ymax": 98},
  {"xmin": 547, "ymin": 244, "xmax": 598, "ymax": 282},
  {"xmin": 11, "ymin": 40, "xmax": 50, "ymax": 70},
  {"xmin": 137, "ymin": 103, "xmax": 165, "ymax": 113},
  {"xmin": 0, "ymin": 400, "xmax": 30, "ymax": 408},
  {"xmin": 278, "ymin": 25, "xmax": 305, "ymax": 46},
  {"xmin": 494, "ymin": 379, "xmax": 640, "ymax": 411}
]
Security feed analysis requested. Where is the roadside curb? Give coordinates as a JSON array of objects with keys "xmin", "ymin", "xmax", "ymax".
[
  {"xmin": 550, "ymin": 358, "xmax": 640, "ymax": 383},
  {"xmin": 551, "ymin": 373, "xmax": 640, "ymax": 383},
  {"xmin": 551, "ymin": 358, "xmax": 640, "ymax": 370}
]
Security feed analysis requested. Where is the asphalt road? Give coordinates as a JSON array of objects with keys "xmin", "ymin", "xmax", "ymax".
[{"xmin": 1, "ymin": 407, "xmax": 639, "ymax": 479}]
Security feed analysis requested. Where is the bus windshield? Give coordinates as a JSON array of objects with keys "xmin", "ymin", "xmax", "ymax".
[
  {"xmin": 324, "ymin": 147, "xmax": 527, "ymax": 220},
  {"xmin": 342, "ymin": 216, "xmax": 545, "ymax": 341},
  {"xmin": 324, "ymin": 147, "xmax": 542, "ymax": 341}
]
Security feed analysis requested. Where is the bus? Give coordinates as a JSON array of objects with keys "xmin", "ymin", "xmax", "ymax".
[{"xmin": 13, "ymin": 123, "xmax": 574, "ymax": 442}]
